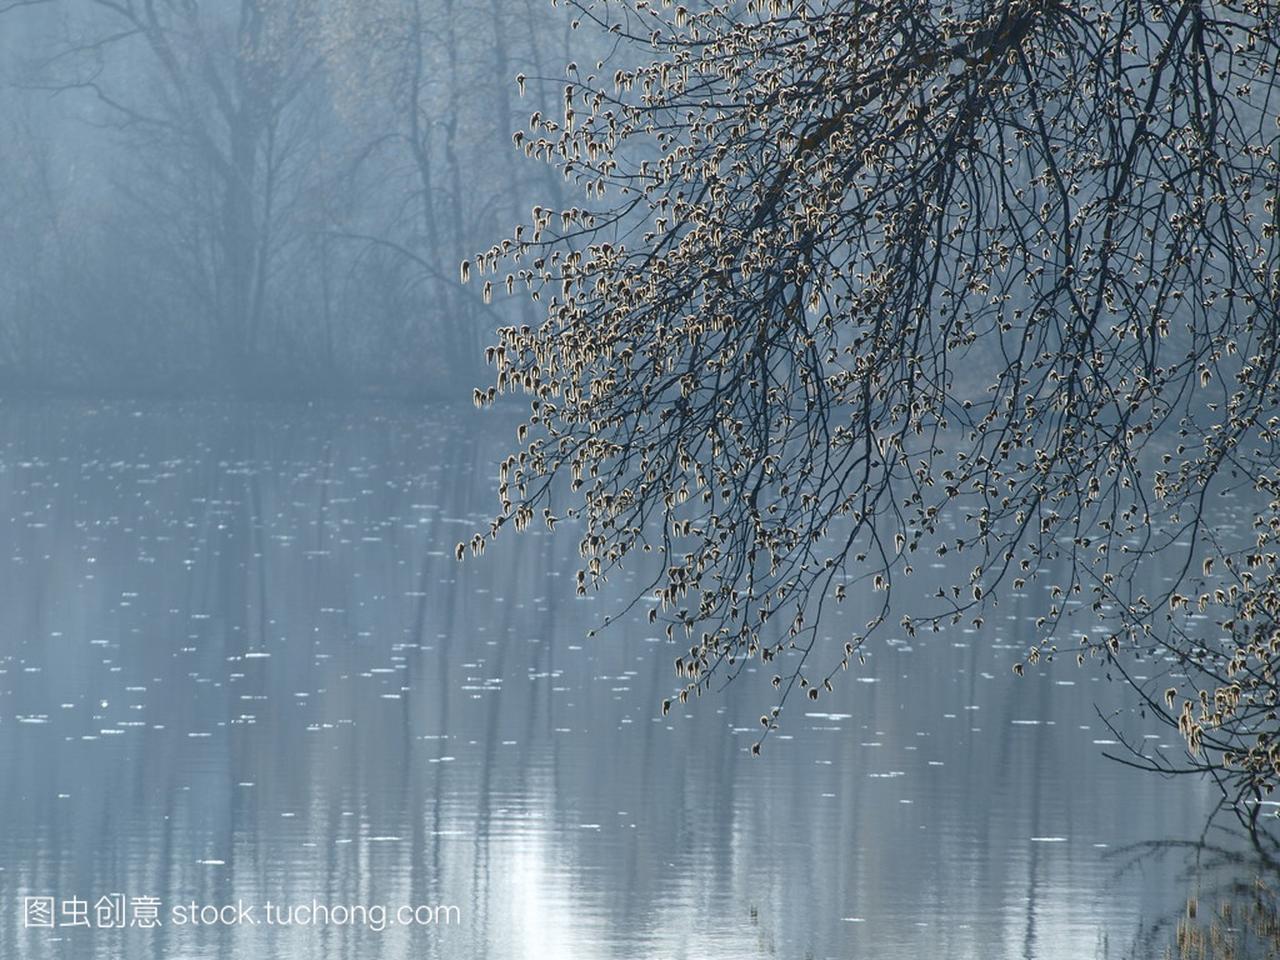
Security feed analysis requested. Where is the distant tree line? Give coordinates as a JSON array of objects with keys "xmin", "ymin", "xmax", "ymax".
[{"xmin": 0, "ymin": 0, "xmax": 577, "ymax": 397}]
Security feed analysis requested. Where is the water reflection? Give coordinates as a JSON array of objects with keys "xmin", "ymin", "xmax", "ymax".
[
  {"xmin": 1110, "ymin": 826, "xmax": 1280, "ymax": 960},
  {"xmin": 0, "ymin": 399, "xmax": 1251, "ymax": 959}
]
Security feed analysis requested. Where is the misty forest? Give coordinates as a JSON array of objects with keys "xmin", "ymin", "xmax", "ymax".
[
  {"xmin": 0, "ymin": 0, "xmax": 571, "ymax": 396},
  {"xmin": 2, "ymin": 1, "xmax": 1280, "ymax": 959}
]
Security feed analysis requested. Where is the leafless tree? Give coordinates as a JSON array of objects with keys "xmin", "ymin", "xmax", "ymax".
[
  {"xmin": 48, "ymin": 0, "xmax": 330, "ymax": 384},
  {"xmin": 467, "ymin": 0, "xmax": 1280, "ymax": 766},
  {"xmin": 1102, "ymin": 482, "xmax": 1280, "ymax": 821}
]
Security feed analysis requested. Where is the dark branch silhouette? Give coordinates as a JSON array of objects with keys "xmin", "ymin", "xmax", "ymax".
[{"xmin": 467, "ymin": 0, "xmax": 1280, "ymax": 773}]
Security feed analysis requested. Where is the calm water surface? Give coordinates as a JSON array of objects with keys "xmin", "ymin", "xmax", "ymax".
[{"xmin": 0, "ymin": 400, "xmax": 1256, "ymax": 959}]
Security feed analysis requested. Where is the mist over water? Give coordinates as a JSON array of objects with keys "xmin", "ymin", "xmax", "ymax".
[
  {"xmin": 1, "ymin": 0, "xmax": 1277, "ymax": 952},
  {"xmin": 0, "ymin": 400, "xmax": 1246, "ymax": 960}
]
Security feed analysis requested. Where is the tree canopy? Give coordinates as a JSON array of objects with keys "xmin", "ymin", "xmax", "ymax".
[{"xmin": 464, "ymin": 0, "xmax": 1279, "ymax": 793}]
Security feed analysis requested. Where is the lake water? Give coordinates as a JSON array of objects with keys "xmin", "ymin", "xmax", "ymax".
[{"xmin": 0, "ymin": 400, "xmax": 1264, "ymax": 959}]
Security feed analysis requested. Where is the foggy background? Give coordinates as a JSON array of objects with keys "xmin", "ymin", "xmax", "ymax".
[
  {"xmin": 0, "ymin": 6, "xmax": 1268, "ymax": 959},
  {"xmin": 0, "ymin": 0, "xmax": 581, "ymax": 399}
]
